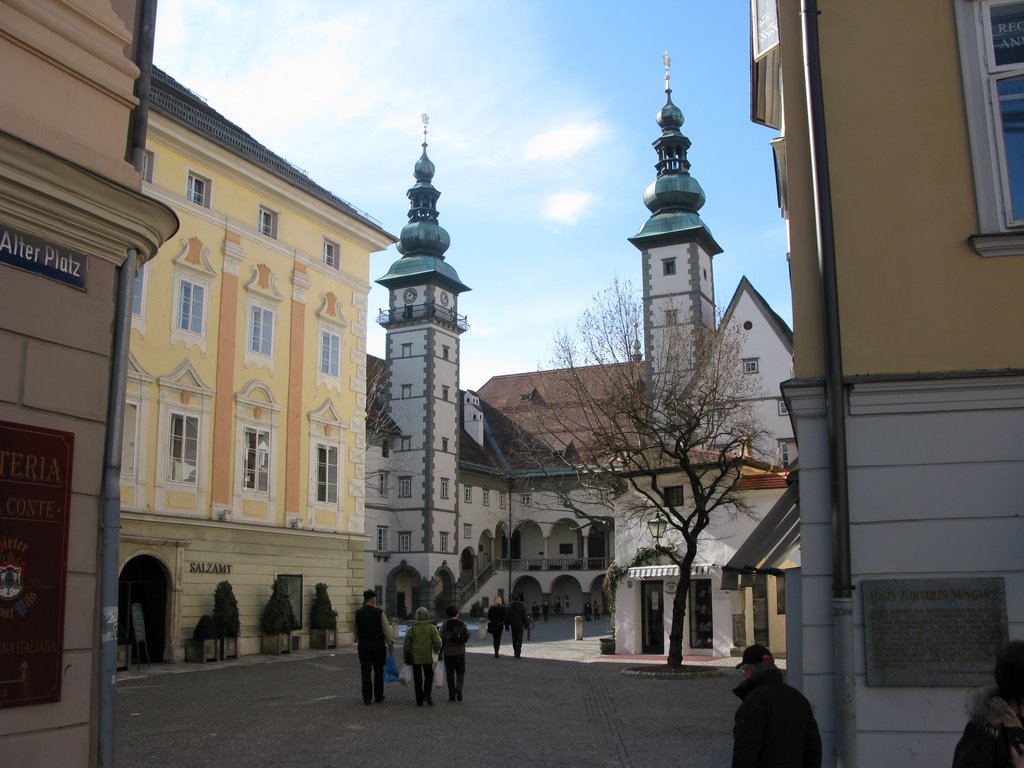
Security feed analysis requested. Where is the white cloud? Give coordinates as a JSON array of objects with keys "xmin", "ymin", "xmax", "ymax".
[
  {"xmin": 542, "ymin": 191, "xmax": 594, "ymax": 225},
  {"xmin": 524, "ymin": 123, "xmax": 607, "ymax": 161}
]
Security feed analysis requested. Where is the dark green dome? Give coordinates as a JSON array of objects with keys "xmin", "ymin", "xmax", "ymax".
[{"xmin": 643, "ymin": 172, "xmax": 705, "ymax": 214}]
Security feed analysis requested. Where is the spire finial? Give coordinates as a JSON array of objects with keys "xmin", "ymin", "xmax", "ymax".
[
  {"xmin": 421, "ymin": 112, "xmax": 430, "ymax": 147},
  {"xmin": 663, "ymin": 50, "xmax": 671, "ymax": 92}
]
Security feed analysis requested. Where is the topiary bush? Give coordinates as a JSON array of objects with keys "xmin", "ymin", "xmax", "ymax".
[
  {"xmin": 212, "ymin": 580, "xmax": 240, "ymax": 638},
  {"xmin": 309, "ymin": 583, "xmax": 337, "ymax": 630},
  {"xmin": 193, "ymin": 614, "xmax": 215, "ymax": 642}
]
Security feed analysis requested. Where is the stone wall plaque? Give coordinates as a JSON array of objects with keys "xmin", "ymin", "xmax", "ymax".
[{"xmin": 863, "ymin": 577, "xmax": 1007, "ymax": 687}]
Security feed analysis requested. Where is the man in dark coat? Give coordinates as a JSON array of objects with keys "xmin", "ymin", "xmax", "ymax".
[
  {"xmin": 507, "ymin": 597, "xmax": 530, "ymax": 658},
  {"xmin": 732, "ymin": 644, "xmax": 822, "ymax": 768},
  {"xmin": 353, "ymin": 589, "xmax": 394, "ymax": 705}
]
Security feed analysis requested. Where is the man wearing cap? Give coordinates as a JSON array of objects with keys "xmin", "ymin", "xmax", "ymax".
[
  {"xmin": 732, "ymin": 644, "xmax": 822, "ymax": 768},
  {"xmin": 354, "ymin": 589, "xmax": 395, "ymax": 705}
]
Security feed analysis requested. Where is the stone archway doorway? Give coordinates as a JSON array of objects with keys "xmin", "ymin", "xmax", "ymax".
[{"xmin": 119, "ymin": 555, "xmax": 170, "ymax": 663}]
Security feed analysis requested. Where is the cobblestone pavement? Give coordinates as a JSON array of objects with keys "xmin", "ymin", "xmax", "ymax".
[{"xmin": 116, "ymin": 617, "xmax": 743, "ymax": 768}]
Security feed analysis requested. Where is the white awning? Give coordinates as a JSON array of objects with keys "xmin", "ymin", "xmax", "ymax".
[{"xmin": 628, "ymin": 565, "xmax": 679, "ymax": 579}]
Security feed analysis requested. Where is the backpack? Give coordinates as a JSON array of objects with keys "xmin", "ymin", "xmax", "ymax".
[{"xmin": 444, "ymin": 619, "xmax": 470, "ymax": 645}]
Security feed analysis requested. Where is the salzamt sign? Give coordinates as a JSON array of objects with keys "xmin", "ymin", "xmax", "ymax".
[
  {"xmin": 0, "ymin": 421, "xmax": 74, "ymax": 708},
  {"xmin": 863, "ymin": 577, "xmax": 1007, "ymax": 687},
  {"xmin": 0, "ymin": 222, "xmax": 87, "ymax": 290}
]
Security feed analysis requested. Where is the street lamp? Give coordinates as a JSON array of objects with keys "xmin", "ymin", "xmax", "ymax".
[{"xmin": 647, "ymin": 515, "xmax": 667, "ymax": 543}]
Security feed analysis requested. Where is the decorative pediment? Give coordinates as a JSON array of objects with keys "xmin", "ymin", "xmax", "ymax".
[
  {"xmin": 126, "ymin": 352, "xmax": 154, "ymax": 383},
  {"xmin": 235, "ymin": 380, "xmax": 280, "ymax": 411},
  {"xmin": 173, "ymin": 235, "xmax": 217, "ymax": 278},
  {"xmin": 158, "ymin": 359, "xmax": 213, "ymax": 396},
  {"xmin": 244, "ymin": 263, "xmax": 284, "ymax": 303},
  {"xmin": 316, "ymin": 292, "xmax": 349, "ymax": 330},
  {"xmin": 308, "ymin": 397, "xmax": 343, "ymax": 427}
]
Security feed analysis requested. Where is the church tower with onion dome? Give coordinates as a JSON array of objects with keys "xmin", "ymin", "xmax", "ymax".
[
  {"xmin": 629, "ymin": 53, "xmax": 723, "ymax": 385},
  {"xmin": 376, "ymin": 116, "xmax": 469, "ymax": 609}
]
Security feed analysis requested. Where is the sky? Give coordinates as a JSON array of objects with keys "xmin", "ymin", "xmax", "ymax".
[{"xmin": 154, "ymin": 0, "xmax": 788, "ymax": 392}]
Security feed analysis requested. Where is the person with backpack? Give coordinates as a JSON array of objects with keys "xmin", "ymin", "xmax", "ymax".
[{"xmin": 439, "ymin": 605, "xmax": 470, "ymax": 701}]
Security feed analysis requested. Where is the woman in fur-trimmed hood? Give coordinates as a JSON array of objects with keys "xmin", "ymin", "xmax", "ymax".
[{"xmin": 952, "ymin": 640, "xmax": 1024, "ymax": 768}]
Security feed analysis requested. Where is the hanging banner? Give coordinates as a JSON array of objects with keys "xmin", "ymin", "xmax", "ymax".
[{"xmin": 0, "ymin": 421, "xmax": 74, "ymax": 708}]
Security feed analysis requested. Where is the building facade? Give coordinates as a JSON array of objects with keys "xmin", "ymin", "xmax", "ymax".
[
  {"xmin": 0, "ymin": 2, "xmax": 177, "ymax": 764},
  {"xmin": 749, "ymin": 1, "xmax": 1024, "ymax": 765},
  {"xmin": 120, "ymin": 69, "xmax": 395, "ymax": 662}
]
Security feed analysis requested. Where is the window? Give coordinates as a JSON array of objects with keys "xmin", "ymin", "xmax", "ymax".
[
  {"xmin": 400, "ymin": 436, "xmax": 411, "ymax": 451},
  {"xmin": 381, "ymin": 440, "xmax": 390, "ymax": 458},
  {"xmin": 440, "ymin": 532, "xmax": 449, "ymax": 552},
  {"xmin": 168, "ymin": 412, "xmax": 199, "ymax": 483},
  {"xmin": 559, "ymin": 543, "xmax": 573, "ymax": 555},
  {"xmin": 242, "ymin": 427, "xmax": 270, "ymax": 492},
  {"xmin": 663, "ymin": 258, "xmax": 676, "ymax": 275},
  {"xmin": 520, "ymin": 493, "xmax": 531, "ymax": 506},
  {"xmin": 463, "ymin": 523, "xmax": 472, "ymax": 539},
  {"xmin": 401, "ymin": 343, "xmax": 412, "ymax": 357},
  {"xmin": 401, "ymin": 384, "xmax": 412, "ymax": 399},
  {"xmin": 122, "ymin": 402, "xmax": 138, "ymax": 476},
  {"xmin": 777, "ymin": 399, "xmax": 789, "ymax": 416},
  {"xmin": 442, "ymin": 385, "xmax": 450, "ymax": 400},
  {"xmin": 323, "ymin": 238, "xmax": 339, "ymax": 269},
  {"xmin": 442, "ymin": 345, "xmax": 450, "ymax": 360},
  {"xmin": 186, "ymin": 172, "xmax": 210, "ymax": 207},
  {"xmin": 464, "ymin": 486, "xmax": 472, "ymax": 503},
  {"xmin": 320, "ymin": 330, "xmax": 340, "ymax": 377},
  {"xmin": 778, "ymin": 440, "xmax": 792, "ymax": 467},
  {"xmin": 441, "ymin": 437, "xmax": 449, "ymax": 452},
  {"xmin": 258, "ymin": 205, "xmax": 278, "ymax": 239},
  {"xmin": 132, "ymin": 266, "xmax": 146, "ymax": 317},
  {"xmin": 399, "ymin": 532, "xmax": 411, "ymax": 552},
  {"xmin": 177, "ymin": 278, "xmax": 205, "ymax": 335},
  {"xmin": 377, "ymin": 525, "xmax": 389, "ymax": 552},
  {"xmin": 742, "ymin": 358, "xmax": 760, "ymax": 374},
  {"xmin": 499, "ymin": 493, "xmax": 506, "ymax": 509},
  {"xmin": 482, "ymin": 489, "xmax": 490, "ymax": 506},
  {"xmin": 378, "ymin": 472, "xmax": 389, "ymax": 497},
  {"xmin": 665, "ymin": 485, "xmax": 684, "ymax": 507},
  {"xmin": 249, "ymin": 305, "xmax": 274, "ymax": 357},
  {"xmin": 399, "ymin": 476, "xmax": 412, "ymax": 497},
  {"xmin": 315, "ymin": 444, "xmax": 338, "ymax": 503},
  {"xmin": 441, "ymin": 478, "xmax": 450, "ymax": 498},
  {"xmin": 141, "ymin": 149, "xmax": 154, "ymax": 183},
  {"xmin": 957, "ymin": 0, "xmax": 1024, "ymax": 249}
]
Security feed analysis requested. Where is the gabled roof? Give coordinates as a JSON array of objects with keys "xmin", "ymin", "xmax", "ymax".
[{"xmin": 721, "ymin": 275, "xmax": 793, "ymax": 349}]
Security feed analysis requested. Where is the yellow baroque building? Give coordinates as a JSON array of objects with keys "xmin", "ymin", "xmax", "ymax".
[{"xmin": 121, "ymin": 69, "xmax": 396, "ymax": 662}]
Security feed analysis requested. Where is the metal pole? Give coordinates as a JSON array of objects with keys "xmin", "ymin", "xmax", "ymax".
[{"xmin": 801, "ymin": 1, "xmax": 857, "ymax": 766}]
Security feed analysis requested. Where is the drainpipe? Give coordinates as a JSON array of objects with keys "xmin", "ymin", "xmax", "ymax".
[
  {"xmin": 98, "ymin": 1, "xmax": 158, "ymax": 765},
  {"xmin": 801, "ymin": 1, "xmax": 857, "ymax": 766}
]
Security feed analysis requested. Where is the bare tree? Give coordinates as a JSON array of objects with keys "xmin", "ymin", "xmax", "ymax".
[{"xmin": 509, "ymin": 279, "xmax": 767, "ymax": 666}]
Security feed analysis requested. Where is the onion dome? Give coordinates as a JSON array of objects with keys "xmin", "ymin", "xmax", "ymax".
[{"xmin": 629, "ymin": 53, "xmax": 722, "ymax": 256}]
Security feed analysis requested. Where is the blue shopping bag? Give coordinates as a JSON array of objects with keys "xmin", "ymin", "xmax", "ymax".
[{"xmin": 383, "ymin": 652, "xmax": 400, "ymax": 683}]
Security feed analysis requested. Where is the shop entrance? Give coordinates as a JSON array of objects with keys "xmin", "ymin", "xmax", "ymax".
[
  {"xmin": 119, "ymin": 555, "xmax": 169, "ymax": 662},
  {"xmin": 641, "ymin": 580, "xmax": 664, "ymax": 655}
]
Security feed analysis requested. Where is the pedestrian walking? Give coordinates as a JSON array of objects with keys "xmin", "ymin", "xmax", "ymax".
[
  {"xmin": 507, "ymin": 596, "xmax": 529, "ymax": 658},
  {"xmin": 487, "ymin": 597, "xmax": 506, "ymax": 657},
  {"xmin": 353, "ymin": 589, "xmax": 394, "ymax": 705},
  {"xmin": 439, "ymin": 606, "xmax": 471, "ymax": 701},
  {"xmin": 952, "ymin": 639, "xmax": 1024, "ymax": 768},
  {"xmin": 532, "ymin": 602, "xmax": 540, "ymax": 622},
  {"xmin": 403, "ymin": 606, "xmax": 442, "ymax": 706},
  {"xmin": 732, "ymin": 644, "xmax": 821, "ymax": 768},
  {"xmin": 542, "ymin": 601, "xmax": 549, "ymax": 622},
  {"xmin": 584, "ymin": 601, "xmax": 593, "ymax": 621}
]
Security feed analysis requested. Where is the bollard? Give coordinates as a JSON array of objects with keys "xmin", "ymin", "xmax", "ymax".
[
  {"xmin": 478, "ymin": 621, "xmax": 488, "ymax": 640},
  {"xmin": 574, "ymin": 615, "xmax": 584, "ymax": 640}
]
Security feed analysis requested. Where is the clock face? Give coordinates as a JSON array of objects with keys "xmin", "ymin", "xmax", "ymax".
[
  {"xmin": 403, "ymin": 288, "xmax": 418, "ymax": 304},
  {"xmin": 440, "ymin": 291, "xmax": 449, "ymax": 307}
]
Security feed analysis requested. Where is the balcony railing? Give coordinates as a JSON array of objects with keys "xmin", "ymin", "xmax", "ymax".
[
  {"xmin": 496, "ymin": 557, "xmax": 612, "ymax": 573},
  {"xmin": 377, "ymin": 302, "xmax": 469, "ymax": 332}
]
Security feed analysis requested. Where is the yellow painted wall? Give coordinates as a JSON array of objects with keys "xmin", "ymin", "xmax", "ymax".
[{"xmin": 781, "ymin": 0, "xmax": 1024, "ymax": 378}]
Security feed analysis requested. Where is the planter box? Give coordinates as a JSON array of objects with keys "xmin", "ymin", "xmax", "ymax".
[
  {"xmin": 309, "ymin": 628, "xmax": 336, "ymax": 650},
  {"xmin": 599, "ymin": 637, "xmax": 616, "ymax": 655},
  {"xmin": 185, "ymin": 638, "xmax": 218, "ymax": 663},
  {"xmin": 261, "ymin": 633, "xmax": 291, "ymax": 655},
  {"xmin": 219, "ymin": 636, "xmax": 238, "ymax": 660}
]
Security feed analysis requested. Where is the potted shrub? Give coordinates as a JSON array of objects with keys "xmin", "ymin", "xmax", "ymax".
[
  {"xmin": 308, "ymin": 582, "xmax": 337, "ymax": 650},
  {"xmin": 260, "ymin": 575, "xmax": 297, "ymax": 655},
  {"xmin": 185, "ymin": 614, "xmax": 218, "ymax": 663},
  {"xmin": 212, "ymin": 580, "xmax": 240, "ymax": 660}
]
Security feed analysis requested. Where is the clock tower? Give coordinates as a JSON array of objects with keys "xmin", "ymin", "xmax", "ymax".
[
  {"xmin": 376, "ymin": 117, "xmax": 469, "ymax": 603},
  {"xmin": 629, "ymin": 54, "xmax": 722, "ymax": 385}
]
